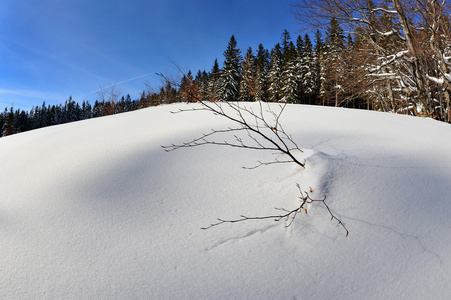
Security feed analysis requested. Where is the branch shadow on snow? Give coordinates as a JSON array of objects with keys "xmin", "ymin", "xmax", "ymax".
[{"xmin": 305, "ymin": 137, "xmax": 451, "ymax": 264}]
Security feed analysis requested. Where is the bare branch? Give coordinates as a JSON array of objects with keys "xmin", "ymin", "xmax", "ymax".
[
  {"xmin": 161, "ymin": 98, "xmax": 306, "ymax": 168},
  {"xmin": 201, "ymin": 184, "xmax": 349, "ymax": 237},
  {"xmin": 241, "ymin": 158, "xmax": 305, "ymax": 170}
]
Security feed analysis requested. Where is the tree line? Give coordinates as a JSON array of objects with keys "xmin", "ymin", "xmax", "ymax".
[
  {"xmin": 4, "ymin": 1, "xmax": 451, "ymax": 138},
  {"xmin": 0, "ymin": 94, "xmax": 146, "ymax": 137},
  {"xmin": 168, "ymin": 0, "xmax": 451, "ymax": 123},
  {"xmin": 163, "ymin": 27, "xmax": 369, "ymax": 109}
]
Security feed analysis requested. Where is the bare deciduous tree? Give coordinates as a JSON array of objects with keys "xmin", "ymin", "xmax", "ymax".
[
  {"xmin": 292, "ymin": 0, "xmax": 451, "ymax": 121},
  {"xmin": 97, "ymin": 84, "xmax": 121, "ymax": 116}
]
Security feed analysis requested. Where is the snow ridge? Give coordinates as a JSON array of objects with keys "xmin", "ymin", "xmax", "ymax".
[{"xmin": 1, "ymin": 104, "xmax": 451, "ymax": 299}]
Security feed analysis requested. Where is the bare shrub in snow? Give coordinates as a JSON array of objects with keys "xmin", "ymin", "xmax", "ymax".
[
  {"xmin": 201, "ymin": 184, "xmax": 348, "ymax": 236},
  {"xmin": 162, "ymin": 100, "xmax": 306, "ymax": 169},
  {"xmin": 159, "ymin": 73, "xmax": 348, "ymax": 236}
]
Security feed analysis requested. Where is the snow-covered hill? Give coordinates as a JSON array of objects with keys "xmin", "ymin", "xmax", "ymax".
[{"xmin": 1, "ymin": 103, "xmax": 451, "ymax": 299}]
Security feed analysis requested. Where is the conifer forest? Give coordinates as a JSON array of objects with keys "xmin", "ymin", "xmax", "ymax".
[{"xmin": 3, "ymin": 0, "xmax": 451, "ymax": 137}]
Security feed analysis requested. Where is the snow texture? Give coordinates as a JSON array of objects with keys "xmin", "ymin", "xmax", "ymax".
[{"xmin": 1, "ymin": 103, "xmax": 451, "ymax": 299}]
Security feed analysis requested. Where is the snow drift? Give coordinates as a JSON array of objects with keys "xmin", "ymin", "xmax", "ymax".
[{"xmin": 1, "ymin": 103, "xmax": 451, "ymax": 299}]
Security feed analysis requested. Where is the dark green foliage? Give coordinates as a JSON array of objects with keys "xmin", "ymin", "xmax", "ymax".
[
  {"xmin": 220, "ymin": 35, "xmax": 242, "ymax": 101},
  {"xmin": 0, "ymin": 94, "xmax": 144, "ymax": 138},
  {"xmin": 238, "ymin": 47, "xmax": 256, "ymax": 102},
  {"xmin": 268, "ymin": 43, "xmax": 283, "ymax": 102},
  {"xmin": 255, "ymin": 44, "xmax": 270, "ymax": 102},
  {"xmin": 208, "ymin": 59, "xmax": 221, "ymax": 100}
]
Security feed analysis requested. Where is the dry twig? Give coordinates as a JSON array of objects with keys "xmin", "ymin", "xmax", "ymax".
[
  {"xmin": 161, "ymin": 100, "xmax": 306, "ymax": 169},
  {"xmin": 201, "ymin": 184, "xmax": 349, "ymax": 237}
]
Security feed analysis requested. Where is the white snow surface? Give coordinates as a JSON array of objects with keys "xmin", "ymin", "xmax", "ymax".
[{"xmin": 1, "ymin": 103, "xmax": 451, "ymax": 299}]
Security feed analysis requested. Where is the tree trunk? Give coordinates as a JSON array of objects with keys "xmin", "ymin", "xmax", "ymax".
[{"xmin": 392, "ymin": 0, "xmax": 428, "ymax": 108}]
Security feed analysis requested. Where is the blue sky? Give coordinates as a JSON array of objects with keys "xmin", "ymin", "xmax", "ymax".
[{"xmin": 1, "ymin": 0, "xmax": 302, "ymax": 110}]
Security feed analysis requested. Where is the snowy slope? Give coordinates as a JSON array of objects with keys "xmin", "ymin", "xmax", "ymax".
[{"xmin": 1, "ymin": 103, "xmax": 451, "ymax": 299}]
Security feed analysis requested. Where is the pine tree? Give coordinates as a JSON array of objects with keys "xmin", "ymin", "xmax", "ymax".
[
  {"xmin": 280, "ymin": 41, "xmax": 298, "ymax": 103},
  {"xmin": 255, "ymin": 44, "xmax": 270, "ymax": 102},
  {"xmin": 208, "ymin": 59, "xmax": 221, "ymax": 101},
  {"xmin": 219, "ymin": 35, "xmax": 242, "ymax": 101},
  {"xmin": 195, "ymin": 70, "xmax": 209, "ymax": 101},
  {"xmin": 65, "ymin": 96, "xmax": 79, "ymax": 121},
  {"xmin": 267, "ymin": 43, "xmax": 283, "ymax": 102},
  {"xmin": 200, "ymin": 70, "xmax": 209, "ymax": 101},
  {"xmin": 238, "ymin": 47, "xmax": 256, "ymax": 102},
  {"xmin": 322, "ymin": 17, "xmax": 347, "ymax": 106},
  {"xmin": 82, "ymin": 100, "xmax": 93, "ymax": 119},
  {"xmin": 1, "ymin": 107, "xmax": 15, "ymax": 136},
  {"xmin": 314, "ymin": 30, "xmax": 325, "ymax": 105},
  {"xmin": 326, "ymin": 17, "xmax": 345, "ymax": 50},
  {"xmin": 281, "ymin": 29, "xmax": 292, "ymax": 63},
  {"xmin": 297, "ymin": 34, "xmax": 316, "ymax": 104},
  {"xmin": 276, "ymin": 30, "xmax": 299, "ymax": 103}
]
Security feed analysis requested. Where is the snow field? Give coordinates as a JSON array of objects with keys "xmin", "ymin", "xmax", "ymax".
[{"xmin": 1, "ymin": 103, "xmax": 451, "ymax": 299}]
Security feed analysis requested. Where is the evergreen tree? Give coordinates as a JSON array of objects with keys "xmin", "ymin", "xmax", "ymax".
[
  {"xmin": 313, "ymin": 30, "xmax": 327, "ymax": 105},
  {"xmin": 195, "ymin": 70, "xmax": 209, "ymax": 101},
  {"xmin": 82, "ymin": 100, "xmax": 92, "ymax": 119},
  {"xmin": 281, "ymin": 29, "xmax": 293, "ymax": 63},
  {"xmin": 326, "ymin": 17, "xmax": 345, "ymax": 49},
  {"xmin": 65, "ymin": 96, "xmax": 79, "ymax": 121},
  {"xmin": 267, "ymin": 43, "xmax": 283, "ymax": 102},
  {"xmin": 297, "ymin": 34, "xmax": 316, "ymax": 104},
  {"xmin": 280, "ymin": 41, "xmax": 298, "ymax": 103},
  {"xmin": 255, "ymin": 44, "xmax": 270, "ymax": 102},
  {"xmin": 219, "ymin": 35, "xmax": 242, "ymax": 101},
  {"xmin": 16, "ymin": 109, "xmax": 28, "ymax": 133},
  {"xmin": 296, "ymin": 35, "xmax": 306, "ymax": 103},
  {"xmin": 0, "ymin": 111, "xmax": 4, "ymax": 134},
  {"xmin": 238, "ymin": 47, "xmax": 256, "ymax": 102},
  {"xmin": 39, "ymin": 101, "xmax": 49, "ymax": 128},
  {"xmin": 276, "ymin": 30, "xmax": 298, "ymax": 103},
  {"xmin": 208, "ymin": 59, "xmax": 221, "ymax": 101},
  {"xmin": 93, "ymin": 100, "xmax": 102, "ymax": 117},
  {"xmin": 1, "ymin": 107, "xmax": 15, "ymax": 136},
  {"xmin": 322, "ymin": 17, "xmax": 346, "ymax": 106}
]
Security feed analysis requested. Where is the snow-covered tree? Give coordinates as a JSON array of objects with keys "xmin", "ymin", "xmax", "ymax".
[
  {"xmin": 280, "ymin": 41, "xmax": 298, "ymax": 103},
  {"xmin": 281, "ymin": 29, "xmax": 293, "ymax": 63},
  {"xmin": 313, "ymin": 30, "xmax": 325, "ymax": 105},
  {"xmin": 255, "ymin": 44, "xmax": 270, "ymax": 102},
  {"xmin": 238, "ymin": 47, "xmax": 256, "ymax": 102},
  {"xmin": 298, "ymin": 34, "xmax": 316, "ymax": 104},
  {"xmin": 293, "ymin": 0, "xmax": 451, "ymax": 121},
  {"xmin": 320, "ymin": 17, "xmax": 346, "ymax": 106},
  {"xmin": 267, "ymin": 43, "xmax": 283, "ymax": 102},
  {"xmin": 219, "ymin": 35, "xmax": 242, "ymax": 102},
  {"xmin": 208, "ymin": 59, "xmax": 221, "ymax": 101},
  {"xmin": 195, "ymin": 70, "xmax": 209, "ymax": 101},
  {"xmin": 1, "ymin": 107, "xmax": 15, "ymax": 137}
]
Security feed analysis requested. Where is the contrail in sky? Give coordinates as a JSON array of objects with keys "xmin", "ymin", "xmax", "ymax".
[
  {"xmin": 78, "ymin": 73, "xmax": 154, "ymax": 99},
  {"xmin": 105, "ymin": 73, "xmax": 154, "ymax": 89}
]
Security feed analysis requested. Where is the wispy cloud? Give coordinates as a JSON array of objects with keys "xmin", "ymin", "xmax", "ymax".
[
  {"xmin": 0, "ymin": 88, "xmax": 65, "ymax": 101},
  {"xmin": 0, "ymin": 87, "xmax": 69, "ymax": 110}
]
